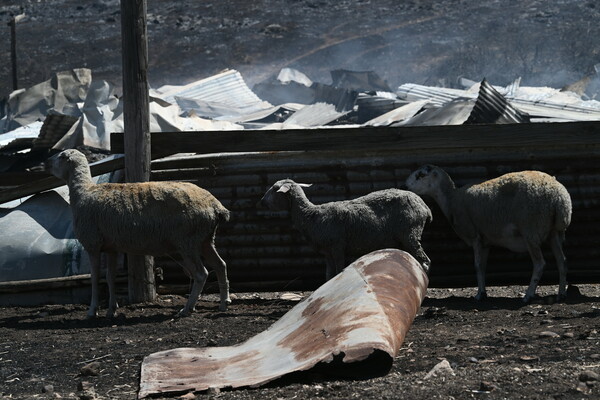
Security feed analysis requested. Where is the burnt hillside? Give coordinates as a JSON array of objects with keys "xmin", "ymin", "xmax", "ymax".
[{"xmin": 0, "ymin": 0, "xmax": 599, "ymax": 100}]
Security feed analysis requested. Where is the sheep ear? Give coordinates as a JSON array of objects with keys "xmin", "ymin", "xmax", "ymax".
[
  {"xmin": 297, "ymin": 183, "xmax": 312, "ymax": 188},
  {"xmin": 277, "ymin": 184, "xmax": 292, "ymax": 193}
]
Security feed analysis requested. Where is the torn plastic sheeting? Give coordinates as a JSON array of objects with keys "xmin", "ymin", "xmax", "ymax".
[
  {"xmin": 139, "ymin": 249, "xmax": 428, "ymax": 398},
  {"xmin": 3, "ymin": 68, "xmax": 92, "ymax": 133},
  {"xmin": 0, "ymin": 189, "xmax": 89, "ymax": 283},
  {"xmin": 0, "ymin": 157, "xmax": 122, "ymax": 285}
]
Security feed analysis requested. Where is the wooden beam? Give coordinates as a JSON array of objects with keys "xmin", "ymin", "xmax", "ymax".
[
  {"xmin": 120, "ymin": 0, "xmax": 156, "ymax": 304},
  {"xmin": 110, "ymin": 121, "xmax": 600, "ymax": 157},
  {"xmin": 0, "ymin": 156, "xmax": 124, "ymax": 205},
  {"xmin": 3, "ymin": 121, "xmax": 599, "ymax": 206},
  {"xmin": 0, "ymin": 274, "xmax": 91, "ymax": 293}
]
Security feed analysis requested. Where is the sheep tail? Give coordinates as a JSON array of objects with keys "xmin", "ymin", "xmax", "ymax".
[
  {"xmin": 217, "ymin": 206, "xmax": 231, "ymax": 223},
  {"xmin": 425, "ymin": 207, "xmax": 433, "ymax": 224}
]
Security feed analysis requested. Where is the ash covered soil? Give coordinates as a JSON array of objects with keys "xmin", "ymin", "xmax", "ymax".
[
  {"xmin": 1, "ymin": 286, "xmax": 600, "ymax": 399},
  {"xmin": 0, "ymin": 0, "xmax": 599, "ymax": 99},
  {"xmin": 1, "ymin": 1, "xmax": 600, "ymax": 399}
]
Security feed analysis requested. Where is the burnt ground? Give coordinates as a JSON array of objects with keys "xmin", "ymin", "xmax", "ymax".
[
  {"xmin": 1, "ymin": 1, "xmax": 600, "ymax": 399},
  {"xmin": 0, "ymin": 0, "xmax": 599, "ymax": 101},
  {"xmin": 1, "ymin": 285, "xmax": 600, "ymax": 399}
]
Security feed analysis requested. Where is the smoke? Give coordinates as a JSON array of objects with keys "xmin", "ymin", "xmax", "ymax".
[{"xmin": 1, "ymin": 1, "xmax": 599, "ymax": 101}]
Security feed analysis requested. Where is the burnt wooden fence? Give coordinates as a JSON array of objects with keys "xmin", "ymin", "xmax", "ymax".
[
  {"xmin": 1, "ymin": 122, "xmax": 599, "ymax": 294},
  {"xmin": 109, "ymin": 121, "xmax": 600, "ymax": 292}
]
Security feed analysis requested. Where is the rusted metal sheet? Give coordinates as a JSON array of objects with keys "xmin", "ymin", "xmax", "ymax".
[{"xmin": 139, "ymin": 249, "xmax": 428, "ymax": 398}]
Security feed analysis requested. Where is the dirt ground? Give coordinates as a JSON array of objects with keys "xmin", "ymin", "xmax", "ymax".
[
  {"xmin": 1, "ymin": 284, "xmax": 599, "ymax": 400},
  {"xmin": 1, "ymin": 1, "xmax": 600, "ymax": 399}
]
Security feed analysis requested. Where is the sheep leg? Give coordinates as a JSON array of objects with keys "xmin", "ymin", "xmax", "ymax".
[
  {"xmin": 473, "ymin": 239, "xmax": 489, "ymax": 301},
  {"xmin": 178, "ymin": 254, "xmax": 209, "ymax": 317},
  {"xmin": 401, "ymin": 236, "xmax": 431, "ymax": 273},
  {"xmin": 105, "ymin": 252, "xmax": 119, "ymax": 318},
  {"xmin": 523, "ymin": 243, "xmax": 546, "ymax": 303},
  {"xmin": 87, "ymin": 251, "xmax": 101, "ymax": 318},
  {"xmin": 324, "ymin": 253, "xmax": 336, "ymax": 281},
  {"xmin": 325, "ymin": 247, "xmax": 346, "ymax": 280},
  {"xmin": 550, "ymin": 231, "xmax": 568, "ymax": 301},
  {"xmin": 202, "ymin": 240, "xmax": 230, "ymax": 311}
]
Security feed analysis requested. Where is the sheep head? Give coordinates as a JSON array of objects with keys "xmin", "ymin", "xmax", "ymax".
[
  {"xmin": 406, "ymin": 164, "xmax": 445, "ymax": 196},
  {"xmin": 45, "ymin": 149, "xmax": 89, "ymax": 182},
  {"xmin": 257, "ymin": 179, "xmax": 312, "ymax": 211}
]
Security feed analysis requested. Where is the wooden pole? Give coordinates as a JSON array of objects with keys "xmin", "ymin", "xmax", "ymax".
[
  {"xmin": 8, "ymin": 15, "xmax": 22, "ymax": 91},
  {"xmin": 120, "ymin": 0, "xmax": 156, "ymax": 304}
]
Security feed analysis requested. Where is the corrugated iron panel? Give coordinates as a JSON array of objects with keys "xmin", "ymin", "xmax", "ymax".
[
  {"xmin": 140, "ymin": 249, "xmax": 428, "ymax": 398},
  {"xmin": 149, "ymin": 139, "xmax": 600, "ymax": 291},
  {"xmin": 33, "ymin": 112, "xmax": 79, "ymax": 149},
  {"xmin": 397, "ymin": 82, "xmax": 600, "ymax": 121},
  {"xmin": 283, "ymin": 103, "xmax": 349, "ymax": 127},
  {"xmin": 466, "ymin": 79, "xmax": 530, "ymax": 124},
  {"xmin": 157, "ymin": 69, "xmax": 272, "ymax": 113}
]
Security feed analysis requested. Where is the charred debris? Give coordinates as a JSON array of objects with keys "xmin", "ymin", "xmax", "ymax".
[{"xmin": 1, "ymin": 66, "xmax": 600, "ymax": 179}]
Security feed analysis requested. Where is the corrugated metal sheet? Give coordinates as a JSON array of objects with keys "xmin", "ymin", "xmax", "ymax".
[
  {"xmin": 283, "ymin": 103, "xmax": 350, "ymax": 127},
  {"xmin": 157, "ymin": 69, "xmax": 272, "ymax": 114},
  {"xmin": 397, "ymin": 82, "xmax": 600, "ymax": 122},
  {"xmin": 33, "ymin": 112, "xmax": 79, "ymax": 149},
  {"xmin": 465, "ymin": 79, "xmax": 530, "ymax": 124},
  {"xmin": 139, "ymin": 249, "xmax": 428, "ymax": 398},
  {"xmin": 149, "ymin": 134, "xmax": 600, "ymax": 292}
]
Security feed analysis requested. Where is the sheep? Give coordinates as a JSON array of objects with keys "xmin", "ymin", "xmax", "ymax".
[
  {"xmin": 257, "ymin": 179, "xmax": 432, "ymax": 280},
  {"xmin": 406, "ymin": 164, "xmax": 572, "ymax": 303},
  {"xmin": 45, "ymin": 149, "xmax": 231, "ymax": 318}
]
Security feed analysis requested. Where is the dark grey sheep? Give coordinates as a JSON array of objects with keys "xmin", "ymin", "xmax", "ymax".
[
  {"xmin": 45, "ymin": 149, "xmax": 230, "ymax": 317},
  {"xmin": 406, "ymin": 164, "xmax": 572, "ymax": 302},
  {"xmin": 258, "ymin": 179, "xmax": 432, "ymax": 280}
]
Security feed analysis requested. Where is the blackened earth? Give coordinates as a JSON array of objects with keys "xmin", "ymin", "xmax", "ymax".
[
  {"xmin": 1, "ymin": 285, "xmax": 600, "ymax": 399},
  {"xmin": 0, "ymin": 0, "xmax": 599, "ymax": 101}
]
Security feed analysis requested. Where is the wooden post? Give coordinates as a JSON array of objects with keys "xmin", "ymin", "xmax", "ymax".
[
  {"xmin": 8, "ymin": 14, "xmax": 25, "ymax": 91},
  {"xmin": 120, "ymin": 0, "xmax": 156, "ymax": 304}
]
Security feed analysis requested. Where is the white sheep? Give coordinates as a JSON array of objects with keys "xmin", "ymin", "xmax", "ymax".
[
  {"xmin": 257, "ymin": 179, "xmax": 432, "ymax": 279},
  {"xmin": 45, "ymin": 149, "xmax": 231, "ymax": 317},
  {"xmin": 406, "ymin": 164, "xmax": 572, "ymax": 302}
]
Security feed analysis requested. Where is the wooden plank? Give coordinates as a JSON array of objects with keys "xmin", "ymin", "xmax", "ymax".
[
  {"xmin": 0, "ymin": 171, "xmax": 52, "ymax": 187},
  {"xmin": 0, "ymin": 274, "xmax": 91, "ymax": 293},
  {"xmin": 110, "ymin": 121, "xmax": 600, "ymax": 157},
  {"xmin": 0, "ymin": 157, "xmax": 124, "ymax": 205}
]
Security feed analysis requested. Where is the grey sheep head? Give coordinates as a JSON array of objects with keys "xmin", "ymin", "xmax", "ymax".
[
  {"xmin": 406, "ymin": 164, "xmax": 441, "ymax": 196},
  {"xmin": 44, "ymin": 149, "xmax": 89, "ymax": 182},
  {"xmin": 257, "ymin": 179, "xmax": 312, "ymax": 211}
]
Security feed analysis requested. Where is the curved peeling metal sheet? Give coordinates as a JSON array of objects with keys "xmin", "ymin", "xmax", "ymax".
[{"xmin": 139, "ymin": 249, "xmax": 428, "ymax": 398}]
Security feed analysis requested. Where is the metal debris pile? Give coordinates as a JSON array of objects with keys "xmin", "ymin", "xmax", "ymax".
[{"xmin": 1, "ymin": 67, "xmax": 600, "ymax": 173}]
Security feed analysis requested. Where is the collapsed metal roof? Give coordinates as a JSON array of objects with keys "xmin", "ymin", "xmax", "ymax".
[
  {"xmin": 397, "ymin": 79, "xmax": 600, "ymax": 122},
  {"xmin": 466, "ymin": 79, "xmax": 530, "ymax": 124},
  {"xmin": 139, "ymin": 249, "xmax": 428, "ymax": 398},
  {"xmin": 156, "ymin": 69, "xmax": 272, "ymax": 116}
]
